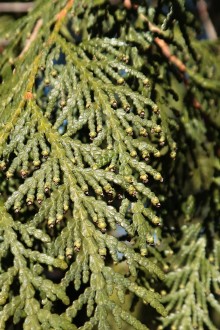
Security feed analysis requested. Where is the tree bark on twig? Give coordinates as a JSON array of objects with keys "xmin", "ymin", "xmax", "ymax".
[
  {"xmin": 0, "ymin": 2, "xmax": 33, "ymax": 13},
  {"xmin": 18, "ymin": 18, "xmax": 43, "ymax": 59},
  {"xmin": 197, "ymin": 0, "xmax": 217, "ymax": 40}
]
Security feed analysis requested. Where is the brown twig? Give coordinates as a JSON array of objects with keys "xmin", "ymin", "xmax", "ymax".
[
  {"xmin": 109, "ymin": 0, "xmax": 137, "ymax": 9},
  {"xmin": 154, "ymin": 37, "xmax": 186, "ymax": 72},
  {"xmin": 0, "ymin": 2, "xmax": 33, "ymax": 13},
  {"xmin": 124, "ymin": 0, "xmax": 132, "ymax": 9},
  {"xmin": 0, "ymin": 39, "xmax": 9, "ymax": 47},
  {"xmin": 197, "ymin": 0, "xmax": 217, "ymax": 40},
  {"xmin": 139, "ymin": 13, "xmax": 186, "ymax": 73},
  {"xmin": 0, "ymin": 39, "xmax": 9, "ymax": 53},
  {"xmin": 18, "ymin": 18, "xmax": 43, "ymax": 59}
]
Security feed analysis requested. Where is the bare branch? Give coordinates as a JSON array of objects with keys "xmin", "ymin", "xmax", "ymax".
[
  {"xmin": 139, "ymin": 13, "xmax": 186, "ymax": 72},
  {"xmin": 0, "ymin": 39, "xmax": 9, "ymax": 47},
  {"xmin": 197, "ymin": 0, "xmax": 217, "ymax": 40},
  {"xmin": 18, "ymin": 18, "xmax": 43, "ymax": 58},
  {"xmin": 0, "ymin": 2, "xmax": 34, "ymax": 13}
]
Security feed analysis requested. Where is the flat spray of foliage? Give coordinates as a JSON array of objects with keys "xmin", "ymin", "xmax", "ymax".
[{"xmin": 0, "ymin": 0, "xmax": 220, "ymax": 329}]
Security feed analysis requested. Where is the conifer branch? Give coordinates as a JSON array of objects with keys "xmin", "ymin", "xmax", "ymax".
[{"xmin": 0, "ymin": 0, "xmax": 220, "ymax": 329}]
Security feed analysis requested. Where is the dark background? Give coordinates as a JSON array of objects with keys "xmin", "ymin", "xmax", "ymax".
[{"xmin": 0, "ymin": 0, "xmax": 220, "ymax": 36}]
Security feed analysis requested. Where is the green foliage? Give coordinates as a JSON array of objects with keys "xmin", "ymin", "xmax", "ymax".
[
  {"xmin": 161, "ymin": 224, "xmax": 220, "ymax": 330},
  {"xmin": 0, "ymin": 0, "xmax": 220, "ymax": 329}
]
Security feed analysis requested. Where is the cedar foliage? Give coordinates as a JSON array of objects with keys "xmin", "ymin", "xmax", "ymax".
[{"xmin": 0, "ymin": 0, "xmax": 220, "ymax": 329}]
